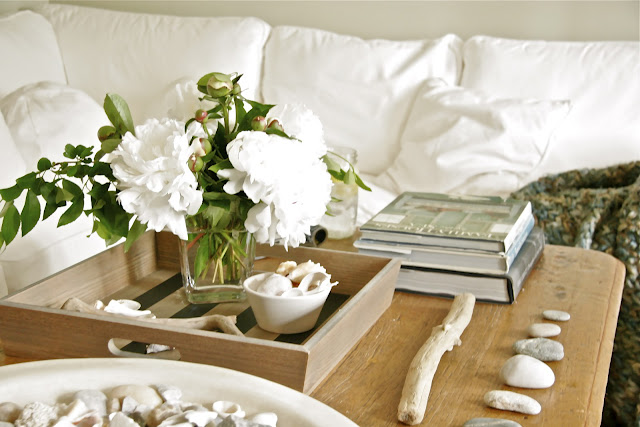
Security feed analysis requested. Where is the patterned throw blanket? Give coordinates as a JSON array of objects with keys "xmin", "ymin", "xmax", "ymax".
[{"xmin": 511, "ymin": 161, "xmax": 640, "ymax": 427}]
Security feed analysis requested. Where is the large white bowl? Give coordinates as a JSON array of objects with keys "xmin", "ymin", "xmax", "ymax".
[
  {"xmin": 0, "ymin": 358, "xmax": 357, "ymax": 427},
  {"xmin": 243, "ymin": 272, "xmax": 331, "ymax": 334}
]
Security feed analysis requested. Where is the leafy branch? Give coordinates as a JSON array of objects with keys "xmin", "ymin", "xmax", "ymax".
[{"xmin": 0, "ymin": 94, "xmax": 145, "ymax": 252}]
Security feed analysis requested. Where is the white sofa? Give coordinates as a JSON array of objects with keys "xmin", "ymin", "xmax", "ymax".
[{"xmin": 1, "ymin": 3, "xmax": 639, "ymax": 296}]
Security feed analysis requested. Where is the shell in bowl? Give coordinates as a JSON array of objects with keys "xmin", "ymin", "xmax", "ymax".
[{"xmin": 243, "ymin": 272, "xmax": 337, "ymax": 334}]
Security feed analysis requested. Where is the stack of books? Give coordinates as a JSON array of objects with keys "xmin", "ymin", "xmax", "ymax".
[{"xmin": 355, "ymin": 192, "xmax": 544, "ymax": 304}]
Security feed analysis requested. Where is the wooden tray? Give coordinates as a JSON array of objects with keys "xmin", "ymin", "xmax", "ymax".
[{"xmin": 0, "ymin": 231, "xmax": 400, "ymax": 393}]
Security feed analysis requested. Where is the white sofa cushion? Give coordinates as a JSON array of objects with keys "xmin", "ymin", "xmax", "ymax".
[
  {"xmin": 0, "ymin": 82, "xmax": 109, "ymax": 165},
  {"xmin": 0, "ymin": 10, "xmax": 67, "ymax": 99},
  {"xmin": 0, "ymin": 112, "xmax": 26, "ymax": 190},
  {"xmin": 262, "ymin": 27, "xmax": 463, "ymax": 175},
  {"xmin": 36, "ymin": 4, "xmax": 271, "ymax": 124},
  {"xmin": 0, "ymin": 82, "xmax": 112, "ymax": 295},
  {"xmin": 375, "ymin": 78, "xmax": 570, "ymax": 197},
  {"xmin": 461, "ymin": 35, "xmax": 640, "ymax": 176}
]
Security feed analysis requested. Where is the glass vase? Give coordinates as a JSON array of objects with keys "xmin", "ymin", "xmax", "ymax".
[{"xmin": 179, "ymin": 227, "xmax": 255, "ymax": 304}]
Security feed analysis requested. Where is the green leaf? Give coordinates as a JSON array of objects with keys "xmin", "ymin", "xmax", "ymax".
[
  {"xmin": 16, "ymin": 172, "xmax": 37, "ymax": 190},
  {"xmin": 344, "ymin": 169, "xmax": 355, "ymax": 185},
  {"xmin": 124, "ymin": 219, "xmax": 147, "ymax": 252},
  {"xmin": 43, "ymin": 202, "xmax": 58, "ymax": 220},
  {"xmin": 101, "ymin": 138, "xmax": 122, "ymax": 154},
  {"xmin": 20, "ymin": 189, "xmax": 41, "ymax": 236},
  {"xmin": 1, "ymin": 203, "xmax": 20, "ymax": 245},
  {"xmin": 104, "ymin": 93, "xmax": 135, "ymax": 136},
  {"xmin": 62, "ymin": 179, "xmax": 83, "ymax": 198},
  {"xmin": 323, "ymin": 154, "xmax": 342, "ymax": 172},
  {"xmin": 0, "ymin": 184, "xmax": 24, "ymax": 202},
  {"xmin": 57, "ymin": 198, "xmax": 84, "ymax": 227},
  {"xmin": 64, "ymin": 144, "xmax": 77, "ymax": 159},
  {"xmin": 37, "ymin": 157, "xmax": 52, "ymax": 172},
  {"xmin": 208, "ymin": 160, "xmax": 233, "ymax": 174},
  {"xmin": 194, "ymin": 234, "xmax": 211, "ymax": 279},
  {"xmin": 355, "ymin": 173, "xmax": 372, "ymax": 191}
]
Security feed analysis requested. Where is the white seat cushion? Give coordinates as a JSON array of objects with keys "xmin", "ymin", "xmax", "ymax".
[
  {"xmin": 375, "ymin": 78, "xmax": 570, "ymax": 197},
  {"xmin": 0, "ymin": 10, "xmax": 67, "ymax": 99},
  {"xmin": 461, "ymin": 35, "xmax": 640, "ymax": 176},
  {"xmin": 262, "ymin": 27, "xmax": 463, "ymax": 175},
  {"xmin": 36, "ymin": 4, "xmax": 271, "ymax": 124},
  {"xmin": 0, "ymin": 82, "xmax": 109, "ymax": 165}
]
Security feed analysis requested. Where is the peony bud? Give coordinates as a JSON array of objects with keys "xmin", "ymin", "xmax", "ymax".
[
  {"xmin": 267, "ymin": 119, "xmax": 284, "ymax": 133},
  {"xmin": 207, "ymin": 73, "xmax": 233, "ymax": 98},
  {"xmin": 199, "ymin": 137, "xmax": 212, "ymax": 155},
  {"xmin": 97, "ymin": 125, "xmax": 117, "ymax": 141},
  {"xmin": 251, "ymin": 116, "xmax": 267, "ymax": 131},
  {"xmin": 232, "ymin": 83, "xmax": 242, "ymax": 95},
  {"xmin": 188, "ymin": 155, "xmax": 204, "ymax": 172},
  {"xmin": 195, "ymin": 109, "xmax": 208, "ymax": 123}
]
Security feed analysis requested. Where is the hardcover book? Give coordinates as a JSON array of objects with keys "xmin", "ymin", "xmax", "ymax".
[
  {"xmin": 394, "ymin": 226, "xmax": 545, "ymax": 304},
  {"xmin": 360, "ymin": 192, "xmax": 533, "ymax": 252},
  {"xmin": 355, "ymin": 214, "xmax": 535, "ymax": 275}
]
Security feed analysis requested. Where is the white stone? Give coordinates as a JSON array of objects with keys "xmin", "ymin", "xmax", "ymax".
[
  {"xmin": 543, "ymin": 309, "xmax": 570, "ymax": 321},
  {"xmin": 484, "ymin": 390, "xmax": 541, "ymax": 415},
  {"xmin": 0, "ymin": 402, "xmax": 21, "ymax": 423},
  {"xmin": 527, "ymin": 322, "xmax": 561, "ymax": 338},
  {"xmin": 500, "ymin": 354, "xmax": 555, "ymax": 388},
  {"xmin": 107, "ymin": 385, "xmax": 163, "ymax": 409},
  {"xmin": 513, "ymin": 337, "xmax": 564, "ymax": 361}
]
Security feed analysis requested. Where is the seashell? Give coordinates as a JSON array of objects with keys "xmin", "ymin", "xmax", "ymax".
[
  {"xmin": 275, "ymin": 261, "xmax": 297, "ymax": 276},
  {"xmin": 256, "ymin": 273, "xmax": 293, "ymax": 296},
  {"xmin": 250, "ymin": 412, "xmax": 278, "ymax": 427},
  {"xmin": 287, "ymin": 260, "xmax": 326, "ymax": 283},
  {"xmin": 116, "ymin": 299, "xmax": 142, "ymax": 310},
  {"xmin": 0, "ymin": 402, "xmax": 22, "ymax": 423},
  {"xmin": 146, "ymin": 403, "xmax": 182, "ymax": 427},
  {"xmin": 184, "ymin": 410, "xmax": 219, "ymax": 425},
  {"xmin": 281, "ymin": 288, "xmax": 305, "ymax": 297},
  {"xmin": 212, "ymin": 401, "xmax": 245, "ymax": 418},
  {"xmin": 108, "ymin": 385, "xmax": 163, "ymax": 409},
  {"xmin": 103, "ymin": 300, "xmax": 156, "ymax": 319},
  {"xmin": 297, "ymin": 272, "xmax": 336, "ymax": 294}
]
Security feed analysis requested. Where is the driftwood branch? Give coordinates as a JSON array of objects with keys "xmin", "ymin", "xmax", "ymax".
[
  {"xmin": 60, "ymin": 297, "xmax": 244, "ymax": 336},
  {"xmin": 397, "ymin": 293, "xmax": 476, "ymax": 425}
]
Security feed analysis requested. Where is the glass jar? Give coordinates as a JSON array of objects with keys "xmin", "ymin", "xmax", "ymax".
[{"xmin": 321, "ymin": 146, "xmax": 359, "ymax": 239}]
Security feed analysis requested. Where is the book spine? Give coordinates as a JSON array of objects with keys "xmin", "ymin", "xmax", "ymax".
[
  {"xmin": 505, "ymin": 227, "xmax": 545, "ymax": 302},
  {"xmin": 504, "ymin": 214, "xmax": 536, "ymax": 270}
]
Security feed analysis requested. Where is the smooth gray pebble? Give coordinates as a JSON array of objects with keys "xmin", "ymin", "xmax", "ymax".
[
  {"xmin": 513, "ymin": 337, "xmax": 564, "ymax": 361},
  {"xmin": 543, "ymin": 309, "xmax": 570, "ymax": 321}
]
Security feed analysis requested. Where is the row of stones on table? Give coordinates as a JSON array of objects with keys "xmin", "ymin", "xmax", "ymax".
[{"xmin": 464, "ymin": 309, "xmax": 570, "ymax": 427}]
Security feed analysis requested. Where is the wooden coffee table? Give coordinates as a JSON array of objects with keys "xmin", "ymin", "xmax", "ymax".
[{"xmin": 0, "ymin": 240, "xmax": 624, "ymax": 426}]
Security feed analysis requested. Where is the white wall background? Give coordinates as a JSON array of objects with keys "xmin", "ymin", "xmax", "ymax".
[{"xmin": 1, "ymin": 0, "xmax": 638, "ymax": 41}]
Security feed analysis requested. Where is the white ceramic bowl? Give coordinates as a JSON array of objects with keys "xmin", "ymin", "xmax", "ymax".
[{"xmin": 243, "ymin": 272, "xmax": 331, "ymax": 334}]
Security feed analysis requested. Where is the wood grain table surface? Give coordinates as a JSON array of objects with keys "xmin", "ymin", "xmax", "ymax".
[{"xmin": 0, "ymin": 235, "xmax": 625, "ymax": 427}]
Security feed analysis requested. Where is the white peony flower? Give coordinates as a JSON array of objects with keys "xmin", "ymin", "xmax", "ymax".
[
  {"xmin": 109, "ymin": 118, "xmax": 203, "ymax": 240},
  {"xmin": 218, "ymin": 130, "xmax": 332, "ymax": 248},
  {"xmin": 267, "ymin": 104, "xmax": 327, "ymax": 159}
]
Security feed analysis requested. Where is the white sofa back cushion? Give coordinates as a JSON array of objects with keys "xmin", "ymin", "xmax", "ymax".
[
  {"xmin": 0, "ymin": 82, "xmax": 109, "ymax": 165},
  {"xmin": 0, "ymin": 10, "xmax": 67, "ymax": 99},
  {"xmin": 461, "ymin": 36, "xmax": 640, "ymax": 176},
  {"xmin": 36, "ymin": 4, "xmax": 271, "ymax": 124},
  {"xmin": 375, "ymin": 78, "xmax": 570, "ymax": 197},
  {"xmin": 262, "ymin": 27, "xmax": 463, "ymax": 175}
]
